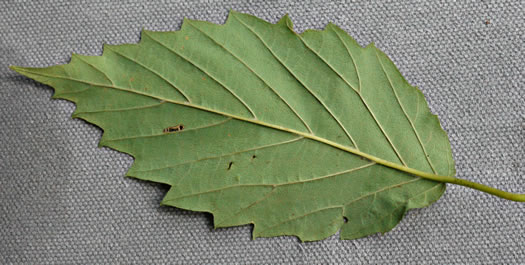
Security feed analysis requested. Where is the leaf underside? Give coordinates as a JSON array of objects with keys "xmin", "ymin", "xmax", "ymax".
[{"xmin": 12, "ymin": 11, "xmax": 455, "ymax": 241}]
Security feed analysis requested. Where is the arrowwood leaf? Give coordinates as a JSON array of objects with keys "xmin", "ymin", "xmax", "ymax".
[{"xmin": 11, "ymin": 11, "xmax": 456, "ymax": 241}]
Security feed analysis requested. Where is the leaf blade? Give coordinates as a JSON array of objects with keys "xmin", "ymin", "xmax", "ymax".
[{"xmin": 11, "ymin": 10, "xmax": 455, "ymax": 241}]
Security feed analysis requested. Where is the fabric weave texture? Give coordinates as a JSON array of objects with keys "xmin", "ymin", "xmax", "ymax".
[{"xmin": 1, "ymin": 0, "xmax": 524, "ymax": 264}]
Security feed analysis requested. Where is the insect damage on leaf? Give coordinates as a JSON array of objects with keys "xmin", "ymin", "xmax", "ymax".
[
  {"xmin": 163, "ymin": 124, "xmax": 184, "ymax": 133},
  {"xmin": 16, "ymin": 10, "xmax": 524, "ymax": 242}
]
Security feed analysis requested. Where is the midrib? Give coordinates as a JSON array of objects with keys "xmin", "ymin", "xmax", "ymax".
[{"xmin": 13, "ymin": 67, "xmax": 449, "ymax": 184}]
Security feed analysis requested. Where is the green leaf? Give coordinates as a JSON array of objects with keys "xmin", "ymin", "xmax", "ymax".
[{"xmin": 10, "ymin": 11, "xmax": 459, "ymax": 241}]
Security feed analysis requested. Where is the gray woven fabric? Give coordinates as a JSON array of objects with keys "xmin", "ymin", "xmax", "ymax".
[{"xmin": 1, "ymin": 0, "xmax": 524, "ymax": 264}]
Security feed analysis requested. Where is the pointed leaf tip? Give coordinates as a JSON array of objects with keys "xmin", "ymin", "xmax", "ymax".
[{"xmin": 9, "ymin": 65, "xmax": 25, "ymax": 73}]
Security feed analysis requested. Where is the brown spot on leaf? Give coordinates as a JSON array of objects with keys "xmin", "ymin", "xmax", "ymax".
[
  {"xmin": 202, "ymin": 77, "xmax": 206, "ymax": 81},
  {"xmin": 163, "ymin": 124, "xmax": 184, "ymax": 133},
  {"xmin": 130, "ymin": 77, "xmax": 135, "ymax": 82},
  {"xmin": 185, "ymin": 36, "xmax": 189, "ymax": 40}
]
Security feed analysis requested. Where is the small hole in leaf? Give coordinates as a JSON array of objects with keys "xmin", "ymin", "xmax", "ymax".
[
  {"xmin": 343, "ymin": 217, "xmax": 348, "ymax": 223},
  {"xmin": 163, "ymin": 124, "xmax": 184, "ymax": 133},
  {"xmin": 252, "ymin": 155, "xmax": 256, "ymax": 159},
  {"xmin": 227, "ymin": 161, "xmax": 233, "ymax": 170}
]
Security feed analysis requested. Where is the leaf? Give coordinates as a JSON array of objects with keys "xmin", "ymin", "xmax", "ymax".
[{"xmin": 11, "ymin": 10, "xmax": 456, "ymax": 241}]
